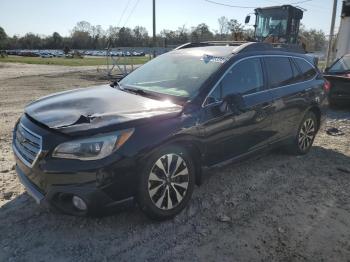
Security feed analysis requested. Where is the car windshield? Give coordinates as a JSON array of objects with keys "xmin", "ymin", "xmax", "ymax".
[
  {"xmin": 328, "ymin": 55, "xmax": 350, "ymax": 73},
  {"xmin": 119, "ymin": 51, "xmax": 225, "ymax": 98}
]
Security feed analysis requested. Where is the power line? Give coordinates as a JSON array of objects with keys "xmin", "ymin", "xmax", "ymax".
[
  {"xmin": 123, "ymin": 0, "xmax": 141, "ymax": 28},
  {"xmin": 291, "ymin": 0, "xmax": 312, "ymax": 4},
  {"xmin": 117, "ymin": 0, "xmax": 132, "ymax": 28},
  {"xmin": 204, "ymin": 0, "xmax": 256, "ymax": 9},
  {"xmin": 206, "ymin": 0, "xmax": 312, "ymax": 9}
]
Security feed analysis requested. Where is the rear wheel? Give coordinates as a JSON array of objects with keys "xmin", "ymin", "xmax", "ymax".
[
  {"xmin": 287, "ymin": 111, "xmax": 318, "ymax": 155},
  {"xmin": 137, "ymin": 145, "xmax": 195, "ymax": 220}
]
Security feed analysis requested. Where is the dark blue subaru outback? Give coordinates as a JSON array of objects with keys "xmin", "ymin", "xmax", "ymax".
[{"xmin": 13, "ymin": 42, "xmax": 327, "ymax": 220}]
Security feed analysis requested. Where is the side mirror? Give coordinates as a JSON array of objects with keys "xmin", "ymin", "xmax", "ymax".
[
  {"xmin": 220, "ymin": 94, "xmax": 245, "ymax": 113},
  {"xmin": 245, "ymin": 15, "xmax": 251, "ymax": 24}
]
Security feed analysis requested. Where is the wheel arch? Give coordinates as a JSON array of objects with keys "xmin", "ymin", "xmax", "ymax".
[
  {"xmin": 307, "ymin": 105, "xmax": 322, "ymax": 131},
  {"xmin": 173, "ymin": 140, "xmax": 203, "ymax": 186},
  {"xmin": 138, "ymin": 135, "xmax": 204, "ymax": 186}
]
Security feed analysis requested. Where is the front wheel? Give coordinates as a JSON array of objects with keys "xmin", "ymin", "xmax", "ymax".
[
  {"xmin": 287, "ymin": 111, "xmax": 318, "ymax": 155},
  {"xmin": 137, "ymin": 145, "xmax": 195, "ymax": 220}
]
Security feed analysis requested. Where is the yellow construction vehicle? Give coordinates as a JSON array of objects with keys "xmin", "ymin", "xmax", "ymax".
[{"xmin": 245, "ymin": 5, "xmax": 309, "ymax": 51}]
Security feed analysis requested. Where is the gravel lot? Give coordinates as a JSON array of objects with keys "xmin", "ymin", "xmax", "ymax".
[{"xmin": 0, "ymin": 62, "xmax": 350, "ymax": 262}]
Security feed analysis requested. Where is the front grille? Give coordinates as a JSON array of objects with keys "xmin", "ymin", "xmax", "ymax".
[{"xmin": 13, "ymin": 124, "xmax": 42, "ymax": 167}]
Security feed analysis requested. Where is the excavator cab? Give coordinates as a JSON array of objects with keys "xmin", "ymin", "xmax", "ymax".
[{"xmin": 246, "ymin": 5, "xmax": 303, "ymax": 45}]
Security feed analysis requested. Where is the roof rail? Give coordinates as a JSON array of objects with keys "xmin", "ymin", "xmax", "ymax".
[
  {"xmin": 234, "ymin": 42, "xmax": 273, "ymax": 53},
  {"xmin": 201, "ymin": 41, "xmax": 248, "ymax": 46},
  {"xmin": 174, "ymin": 41, "xmax": 249, "ymax": 50},
  {"xmin": 270, "ymin": 43, "xmax": 306, "ymax": 53},
  {"xmin": 174, "ymin": 41, "xmax": 306, "ymax": 54},
  {"xmin": 173, "ymin": 42, "xmax": 210, "ymax": 50}
]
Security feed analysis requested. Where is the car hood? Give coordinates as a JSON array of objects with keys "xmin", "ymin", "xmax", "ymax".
[{"xmin": 25, "ymin": 85, "xmax": 183, "ymax": 134}]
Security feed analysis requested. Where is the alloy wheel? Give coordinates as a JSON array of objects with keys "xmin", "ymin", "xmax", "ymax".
[
  {"xmin": 148, "ymin": 153, "xmax": 189, "ymax": 210},
  {"xmin": 298, "ymin": 118, "xmax": 315, "ymax": 151}
]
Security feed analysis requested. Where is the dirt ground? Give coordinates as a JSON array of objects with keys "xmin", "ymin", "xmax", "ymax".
[{"xmin": 0, "ymin": 62, "xmax": 350, "ymax": 262}]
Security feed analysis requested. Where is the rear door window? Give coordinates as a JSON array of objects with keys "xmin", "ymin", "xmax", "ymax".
[
  {"xmin": 294, "ymin": 58, "xmax": 317, "ymax": 81},
  {"xmin": 264, "ymin": 57, "xmax": 295, "ymax": 88}
]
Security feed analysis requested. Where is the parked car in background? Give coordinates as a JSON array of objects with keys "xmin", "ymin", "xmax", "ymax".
[
  {"xmin": 40, "ymin": 52, "xmax": 53, "ymax": 58},
  {"xmin": 12, "ymin": 42, "xmax": 327, "ymax": 220},
  {"xmin": 324, "ymin": 54, "xmax": 350, "ymax": 106}
]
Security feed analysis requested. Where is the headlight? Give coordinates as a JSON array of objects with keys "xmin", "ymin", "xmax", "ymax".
[{"xmin": 52, "ymin": 129, "xmax": 134, "ymax": 160}]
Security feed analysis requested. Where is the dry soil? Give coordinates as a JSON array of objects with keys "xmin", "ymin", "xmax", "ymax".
[{"xmin": 0, "ymin": 62, "xmax": 350, "ymax": 262}]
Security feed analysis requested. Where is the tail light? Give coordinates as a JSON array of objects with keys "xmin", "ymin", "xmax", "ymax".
[{"xmin": 323, "ymin": 80, "xmax": 331, "ymax": 92}]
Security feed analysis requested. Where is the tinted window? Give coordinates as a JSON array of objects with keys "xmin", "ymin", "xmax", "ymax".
[
  {"xmin": 294, "ymin": 58, "xmax": 317, "ymax": 81},
  {"xmin": 328, "ymin": 55, "xmax": 350, "ymax": 73},
  {"xmin": 220, "ymin": 58, "xmax": 264, "ymax": 97},
  {"xmin": 290, "ymin": 58, "xmax": 300, "ymax": 78},
  {"xmin": 264, "ymin": 57, "xmax": 294, "ymax": 88}
]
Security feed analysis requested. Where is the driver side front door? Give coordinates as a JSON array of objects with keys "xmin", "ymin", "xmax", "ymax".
[{"xmin": 199, "ymin": 57, "xmax": 276, "ymax": 166}]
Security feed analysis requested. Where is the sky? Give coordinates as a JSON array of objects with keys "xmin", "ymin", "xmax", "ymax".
[{"xmin": 0, "ymin": 0, "xmax": 343, "ymax": 37}]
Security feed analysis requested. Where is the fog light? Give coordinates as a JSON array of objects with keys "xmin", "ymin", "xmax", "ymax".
[{"xmin": 72, "ymin": 196, "xmax": 87, "ymax": 211}]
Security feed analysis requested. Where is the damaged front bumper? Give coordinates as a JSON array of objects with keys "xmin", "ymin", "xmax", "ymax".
[{"xmin": 12, "ymin": 115, "xmax": 138, "ymax": 216}]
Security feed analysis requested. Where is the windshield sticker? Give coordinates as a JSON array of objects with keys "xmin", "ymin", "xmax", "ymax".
[{"xmin": 201, "ymin": 54, "xmax": 227, "ymax": 64}]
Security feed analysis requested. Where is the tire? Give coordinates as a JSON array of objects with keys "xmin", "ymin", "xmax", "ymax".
[
  {"xmin": 287, "ymin": 111, "xmax": 318, "ymax": 155},
  {"xmin": 137, "ymin": 145, "xmax": 195, "ymax": 220}
]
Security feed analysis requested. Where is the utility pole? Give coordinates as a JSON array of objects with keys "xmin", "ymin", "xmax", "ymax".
[
  {"xmin": 152, "ymin": 0, "xmax": 156, "ymax": 58},
  {"xmin": 326, "ymin": 0, "xmax": 338, "ymax": 67}
]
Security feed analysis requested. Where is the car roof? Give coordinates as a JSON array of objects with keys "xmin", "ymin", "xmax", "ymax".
[
  {"xmin": 172, "ymin": 42, "xmax": 310, "ymax": 59},
  {"xmin": 170, "ymin": 46, "xmax": 239, "ymax": 58}
]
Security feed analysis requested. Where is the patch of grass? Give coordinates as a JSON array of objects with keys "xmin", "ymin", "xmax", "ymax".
[{"xmin": 0, "ymin": 55, "xmax": 149, "ymax": 66}]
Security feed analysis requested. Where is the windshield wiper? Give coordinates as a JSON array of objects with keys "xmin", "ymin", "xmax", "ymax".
[
  {"xmin": 110, "ymin": 81, "xmax": 122, "ymax": 89},
  {"xmin": 110, "ymin": 82, "xmax": 150, "ymax": 96},
  {"xmin": 122, "ymin": 87, "xmax": 161, "ymax": 99}
]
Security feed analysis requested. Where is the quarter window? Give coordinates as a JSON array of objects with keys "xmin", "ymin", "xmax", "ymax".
[
  {"xmin": 264, "ymin": 57, "xmax": 295, "ymax": 88},
  {"xmin": 294, "ymin": 58, "xmax": 317, "ymax": 81}
]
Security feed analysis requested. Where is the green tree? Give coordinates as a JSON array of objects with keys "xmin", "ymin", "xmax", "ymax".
[
  {"xmin": 0, "ymin": 26, "xmax": 8, "ymax": 49},
  {"xmin": 19, "ymin": 33, "xmax": 42, "ymax": 49},
  {"xmin": 52, "ymin": 32, "xmax": 63, "ymax": 48},
  {"xmin": 176, "ymin": 25, "xmax": 188, "ymax": 44},
  {"xmin": 71, "ymin": 31, "xmax": 90, "ymax": 49},
  {"xmin": 218, "ymin": 16, "xmax": 229, "ymax": 39},
  {"xmin": 227, "ymin": 19, "xmax": 244, "ymax": 41},
  {"xmin": 133, "ymin": 26, "xmax": 149, "ymax": 46},
  {"xmin": 299, "ymin": 24, "xmax": 326, "ymax": 51},
  {"xmin": 116, "ymin": 27, "xmax": 133, "ymax": 47},
  {"xmin": 191, "ymin": 23, "xmax": 213, "ymax": 42}
]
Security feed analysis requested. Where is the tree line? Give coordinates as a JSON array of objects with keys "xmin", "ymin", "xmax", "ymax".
[{"xmin": 0, "ymin": 17, "xmax": 326, "ymax": 51}]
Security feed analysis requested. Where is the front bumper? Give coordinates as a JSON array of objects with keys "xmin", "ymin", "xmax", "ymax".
[
  {"xmin": 15, "ymin": 163, "xmax": 135, "ymax": 216},
  {"xmin": 12, "ymin": 115, "xmax": 138, "ymax": 216},
  {"xmin": 16, "ymin": 165, "xmax": 45, "ymax": 204}
]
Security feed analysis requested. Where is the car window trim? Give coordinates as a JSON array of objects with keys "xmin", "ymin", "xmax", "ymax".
[
  {"xmin": 263, "ymin": 56, "xmax": 302, "ymax": 89},
  {"xmin": 219, "ymin": 57, "xmax": 265, "ymax": 99},
  {"xmin": 202, "ymin": 54, "xmax": 318, "ymax": 108},
  {"xmin": 292, "ymin": 57, "xmax": 318, "ymax": 81}
]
